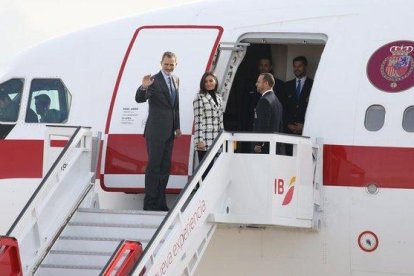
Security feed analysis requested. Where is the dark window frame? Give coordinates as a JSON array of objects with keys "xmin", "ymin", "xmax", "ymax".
[
  {"xmin": 403, "ymin": 106, "xmax": 414, "ymax": 132},
  {"xmin": 25, "ymin": 78, "xmax": 72, "ymax": 124},
  {"xmin": 364, "ymin": 104, "xmax": 385, "ymax": 132}
]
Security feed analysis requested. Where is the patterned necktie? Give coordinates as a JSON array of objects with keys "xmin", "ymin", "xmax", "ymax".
[
  {"xmin": 168, "ymin": 76, "xmax": 176, "ymax": 105},
  {"xmin": 296, "ymin": 79, "xmax": 301, "ymax": 99}
]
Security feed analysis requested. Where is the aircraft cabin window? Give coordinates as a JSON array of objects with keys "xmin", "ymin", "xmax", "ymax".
[
  {"xmin": 25, "ymin": 79, "xmax": 72, "ymax": 124},
  {"xmin": 365, "ymin": 105, "xmax": 385, "ymax": 131},
  {"xmin": 0, "ymin": 79, "xmax": 24, "ymax": 123},
  {"xmin": 403, "ymin": 106, "xmax": 414, "ymax": 132}
]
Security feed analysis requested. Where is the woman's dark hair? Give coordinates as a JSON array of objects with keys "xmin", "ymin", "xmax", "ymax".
[{"xmin": 199, "ymin": 72, "xmax": 219, "ymax": 94}]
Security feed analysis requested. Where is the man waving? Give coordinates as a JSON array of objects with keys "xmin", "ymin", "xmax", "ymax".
[{"xmin": 135, "ymin": 51, "xmax": 181, "ymax": 211}]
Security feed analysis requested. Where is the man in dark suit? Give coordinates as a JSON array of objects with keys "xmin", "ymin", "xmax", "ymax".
[
  {"xmin": 241, "ymin": 57, "xmax": 285, "ymax": 132},
  {"xmin": 135, "ymin": 51, "xmax": 181, "ymax": 211},
  {"xmin": 283, "ymin": 56, "xmax": 313, "ymax": 136},
  {"xmin": 253, "ymin": 73, "xmax": 283, "ymax": 154}
]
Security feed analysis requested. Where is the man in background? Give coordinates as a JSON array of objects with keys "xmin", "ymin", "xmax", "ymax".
[
  {"xmin": 283, "ymin": 56, "xmax": 313, "ymax": 136},
  {"xmin": 34, "ymin": 94, "xmax": 60, "ymax": 123},
  {"xmin": 253, "ymin": 73, "xmax": 283, "ymax": 154},
  {"xmin": 241, "ymin": 57, "xmax": 284, "ymax": 132}
]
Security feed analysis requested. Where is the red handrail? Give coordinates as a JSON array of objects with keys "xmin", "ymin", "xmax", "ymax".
[
  {"xmin": 0, "ymin": 236, "xmax": 23, "ymax": 276},
  {"xmin": 102, "ymin": 240, "xmax": 143, "ymax": 276}
]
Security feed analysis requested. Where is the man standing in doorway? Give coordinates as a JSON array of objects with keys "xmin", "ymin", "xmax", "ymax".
[
  {"xmin": 241, "ymin": 57, "xmax": 284, "ymax": 132},
  {"xmin": 253, "ymin": 73, "xmax": 283, "ymax": 154},
  {"xmin": 135, "ymin": 51, "xmax": 181, "ymax": 211},
  {"xmin": 283, "ymin": 56, "xmax": 313, "ymax": 136},
  {"xmin": 257, "ymin": 58, "xmax": 285, "ymax": 101}
]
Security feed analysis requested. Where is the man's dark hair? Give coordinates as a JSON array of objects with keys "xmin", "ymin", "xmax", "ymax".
[
  {"xmin": 34, "ymin": 94, "xmax": 51, "ymax": 106},
  {"xmin": 199, "ymin": 72, "xmax": 219, "ymax": 94},
  {"xmin": 258, "ymin": 57, "xmax": 273, "ymax": 65},
  {"xmin": 260, "ymin": 73, "xmax": 275, "ymax": 88},
  {"xmin": 293, "ymin": 56, "xmax": 308, "ymax": 66},
  {"xmin": 161, "ymin": 51, "xmax": 177, "ymax": 62}
]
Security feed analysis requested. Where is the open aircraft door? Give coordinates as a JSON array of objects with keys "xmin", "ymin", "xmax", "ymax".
[
  {"xmin": 102, "ymin": 25, "xmax": 223, "ymax": 192},
  {"xmin": 212, "ymin": 42, "xmax": 249, "ymax": 108}
]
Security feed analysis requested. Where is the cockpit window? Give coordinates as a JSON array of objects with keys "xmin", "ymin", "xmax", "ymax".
[
  {"xmin": 365, "ymin": 105, "xmax": 385, "ymax": 131},
  {"xmin": 25, "ymin": 79, "xmax": 72, "ymax": 123},
  {"xmin": 0, "ymin": 79, "xmax": 23, "ymax": 122},
  {"xmin": 403, "ymin": 106, "xmax": 414, "ymax": 132}
]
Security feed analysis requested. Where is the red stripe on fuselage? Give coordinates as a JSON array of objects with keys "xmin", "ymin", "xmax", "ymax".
[
  {"xmin": 104, "ymin": 134, "xmax": 191, "ymax": 175},
  {"xmin": 323, "ymin": 144, "xmax": 414, "ymax": 188},
  {"xmin": 50, "ymin": 140, "xmax": 68, "ymax": 147},
  {"xmin": 1, "ymin": 139, "xmax": 413, "ymax": 191},
  {"xmin": 0, "ymin": 140, "xmax": 43, "ymax": 179}
]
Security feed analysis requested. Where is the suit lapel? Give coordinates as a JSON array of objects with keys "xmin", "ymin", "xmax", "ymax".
[
  {"xmin": 205, "ymin": 92, "xmax": 221, "ymax": 110},
  {"xmin": 262, "ymin": 91, "xmax": 273, "ymax": 103},
  {"xmin": 171, "ymin": 75, "xmax": 179, "ymax": 107},
  {"xmin": 156, "ymin": 71, "xmax": 173, "ymax": 107},
  {"xmin": 205, "ymin": 92, "xmax": 214, "ymax": 108},
  {"xmin": 171, "ymin": 75, "xmax": 179, "ymax": 92},
  {"xmin": 300, "ymin": 79, "xmax": 312, "ymax": 100},
  {"xmin": 288, "ymin": 78, "xmax": 309, "ymax": 102},
  {"xmin": 288, "ymin": 80, "xmax": 296, "ymax": 98}
]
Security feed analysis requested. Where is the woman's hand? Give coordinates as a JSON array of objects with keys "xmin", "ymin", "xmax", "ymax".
[{"xmin": 197, "ymin": 141, "xmax": 206, "ymax": 151}]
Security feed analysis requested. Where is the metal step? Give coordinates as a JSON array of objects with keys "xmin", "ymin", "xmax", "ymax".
[
  {"xmin": 53, "ymin": 236, "xmax": 149, "ymax": 253},
  {"xmin": 42, "ymin": 249, "xmax": 112, "ymax": 266},
  {"xmin": 38, "ymin": 247, "xmax": 130, "ymax": 275},
  {"xmin": 73, "ymin": 208, "xmax": 166, "ymax": 225},
  {"xmin": 35, "ymin": 208, "xmax": 167, "ymax": 275},
  {"xmin": 61, "ymin": 224, "xmax": 159, "ymax": 240},
  {"xmin": 36, "ymin": 266, "xmax": 102, "ymax": 276}
]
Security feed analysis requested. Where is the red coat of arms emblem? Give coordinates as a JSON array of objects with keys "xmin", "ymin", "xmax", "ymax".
[
  {"xmin": 381, "ymin": 45, "xmax": 414, "ymax": 87},
  {"xmin": 367, "ymin": 41, "xmax": 414, "ymax": 92}
]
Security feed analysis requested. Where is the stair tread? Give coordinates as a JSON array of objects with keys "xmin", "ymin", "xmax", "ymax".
[
  {"xmin": 68, "ymin": 221, "xmax": 160, "ymax": 228},
  {"xmin": 61, "ymin": 224, "xmax": 158, "ymax": 237},
  {"xmin": 59, "ymin": 235, "xmax": 149, "ymax": 243},
  {"xmin": 59, "ymin": 236, "xmax": 150, "ymax": 243},
  {"xmin": 39, "ymin": 263, "xmax": 102, "ymax": 270},
  {"xmin": 41, "ymin": 252, "xmax": 111, "ymax": 266},
  {"xmin": 49, "ymin": 250, "xmax": 113, "ymax": 256},
  {"xmin": 77, "ymin": 208, "xmax": 167, "ymax": 216},
  {"xmin": 38, "ymin": 208, "xmax": 167, "ymax": 273}
]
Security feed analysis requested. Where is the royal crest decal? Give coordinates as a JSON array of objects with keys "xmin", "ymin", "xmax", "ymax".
[{"xmin": 367, "ymin": 40, "xmax": 414, "ymax": 92}]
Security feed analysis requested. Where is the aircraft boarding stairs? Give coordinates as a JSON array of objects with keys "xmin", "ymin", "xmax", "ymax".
[{"xmin": 0, "ymin": 126, "xmax": 323, "ymax": 276}]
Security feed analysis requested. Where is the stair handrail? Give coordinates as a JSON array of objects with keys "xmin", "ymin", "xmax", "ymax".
[
  {"xmin": 131, "ymin": 131, "xmax": 228, "ymax": 275},
  {"xmin": 131, "ymin": 131, "xmax": 315, "ymax": 275},
  {"xmin": 6, "ymin": 125, "xmax": 82, "ymax": 236},
  {"xmin": 101, "ymin": 240, "xmax": 143, "ymax": 276},
  {"xmin": 131, "ymin": 131, "xmax": 239, "ymax": 275},
  {"xmin": 5, "ymin": 125, "xmax": 100, "ymax": 275}
]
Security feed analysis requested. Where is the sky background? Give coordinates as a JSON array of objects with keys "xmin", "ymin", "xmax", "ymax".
[{"xmin": 0, "ymin": 0, "xmax": 196, "ymax": 66}]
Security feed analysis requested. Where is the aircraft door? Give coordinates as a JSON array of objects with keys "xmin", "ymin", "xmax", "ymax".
[
  {"xmin": 103, "ymin": 25, "xmax": 223, "ymax": 192},
  {"xmin": 213, "ymin": 42, "xmax": 249, "ymax": 109}
]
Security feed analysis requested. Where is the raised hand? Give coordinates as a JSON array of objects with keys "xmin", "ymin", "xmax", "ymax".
[{"xmin": 141, "ymin": 74, "xmax": 154, "ymax": 89}]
